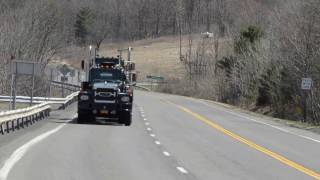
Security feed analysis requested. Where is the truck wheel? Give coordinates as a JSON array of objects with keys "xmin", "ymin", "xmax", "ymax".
[
  {"xmin": 120, "ymin": 111, "xmax": 132, "ymax": 126},
  {"xmin": 78, "ymin": 113, "xmax": 90, "ymax": 124}
]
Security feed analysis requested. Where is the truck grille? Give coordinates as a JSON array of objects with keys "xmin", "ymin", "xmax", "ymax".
[{"xmin": 95, "ymin": 88, "xmax": 117, "ymax": 103}]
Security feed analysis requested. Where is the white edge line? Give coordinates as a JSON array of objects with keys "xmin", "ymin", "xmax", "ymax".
[
  {"xmin": 298, "ymin": 135, "xmax": 320, "ymax": 143},
  {"xmin": 147, "ymin": 128, "xmax": 152, "ymax": 131},
  {"xmin": 0, "ymin": 120, "xmax": 70, "ymax": 180},
  {"xmin": 176, "ymin": 167, "xmax": 188, "ymax": 174},
  {"xmin": 150, "ymin": 134, "xmax": 156, "ymax": 137},
  {"xmin": 199, "ymin": 101, "xmax": 320, "ymax": 143},
  {"xmin": 154, "ymin": 141, "xmax": 161, "ymax": 145}
]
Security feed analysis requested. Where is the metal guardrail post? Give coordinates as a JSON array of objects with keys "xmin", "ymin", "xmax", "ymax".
[
  {"xmin": 11, "ymin": 120, "xmax": 15, "ymax": 132},
  {"xmin": 6, "ymin": 121, "xmax": 10, "ymax": 133},
  {"xmin": 16, "ymin": 118, "xmax": 21, "ymax": 130},
  {"xmin": 0, "ymin": 123, "xmax": 4, "ymax": 135}
]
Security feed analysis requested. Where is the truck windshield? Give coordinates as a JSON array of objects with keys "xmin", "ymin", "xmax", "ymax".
[{"xmin": 89, "ymin": 69, "xmax": 126, "ymax": 82}]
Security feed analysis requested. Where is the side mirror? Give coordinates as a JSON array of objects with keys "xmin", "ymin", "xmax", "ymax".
[
  {"xmin": 81, "ymin": 60, "xmax": 85, "ymax": 70},
  {"xmin": 81, "ymin": 81, "xmax": 91, "ymax": 91}
]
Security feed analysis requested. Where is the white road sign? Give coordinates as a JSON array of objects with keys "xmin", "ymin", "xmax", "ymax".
[{"xmin": 301, "ymin": 78, "xmax": 312, "ymax": 90}]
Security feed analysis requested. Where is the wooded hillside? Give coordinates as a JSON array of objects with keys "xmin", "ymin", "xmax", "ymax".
[{"xmin": 0, "ymin": 0, "xmax": 319, "ymax": 124}]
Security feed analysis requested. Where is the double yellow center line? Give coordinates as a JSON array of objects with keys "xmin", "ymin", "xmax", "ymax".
[{"xmin": 168, "ymin": 101, "xmax": 320, "ymax": 179}]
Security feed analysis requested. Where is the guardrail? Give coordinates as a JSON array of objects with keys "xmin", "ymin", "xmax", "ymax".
[
  {"xmin": 0, "ymin": 91, "xmax": 79, "ymax": 135},
  {"xmin": 0, "ymin": 95, "xmax": 74, "ymax": 104},
  {"xmin": 51, "ymin": 80, "xmax": 80, "ymax": 91},
  {"xmin": 51, "ymin": 80, "xmax": 80, "ymax": 88},
  {"xmin": 134, "ymin": 85, "xmax": 151, "ymax": 91}
]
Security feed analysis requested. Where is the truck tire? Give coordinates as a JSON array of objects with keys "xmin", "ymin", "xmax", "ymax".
[
  {"xmin": 78, "ymin": 113, "xmax": 91, "ymax": 124},
  {"xmin": 120, "ymin": 111, "xmax": 132, "ymax": 126}
]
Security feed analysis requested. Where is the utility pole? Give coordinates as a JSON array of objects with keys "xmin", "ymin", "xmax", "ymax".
[
  {"xmin": 128, "ymin": 47, "xmax": 132, "ymax": 82},
  {"xmin": 118, "ymin": 47, "xmax": 134, "ymax": 83},
  {"xmin": 179, "ymin": 21, "xmax": 182, "ymax": 60}
]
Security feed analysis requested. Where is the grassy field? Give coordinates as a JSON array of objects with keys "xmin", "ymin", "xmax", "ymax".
[
  {"xmin": 59, "ymin": 34, "xmax": 231, "ymax": 83},
  {"xmin": 99, "ymin": 35, "xmax": 187, "ymax": 82}
]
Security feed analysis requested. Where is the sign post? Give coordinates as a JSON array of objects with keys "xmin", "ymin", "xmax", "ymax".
[{"xmin": 301, "ymin": 78, "xmax": 313, "ymax": 121}]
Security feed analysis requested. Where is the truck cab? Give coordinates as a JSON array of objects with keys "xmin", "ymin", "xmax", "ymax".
[{"xmin": 78, "ymin": 57, "xmax": 135, "ymax": 126}]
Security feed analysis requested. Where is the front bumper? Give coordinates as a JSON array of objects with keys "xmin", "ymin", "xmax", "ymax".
[{"xmin": 78, "ymin": 101, "xmax": 132, "ymax": 118}]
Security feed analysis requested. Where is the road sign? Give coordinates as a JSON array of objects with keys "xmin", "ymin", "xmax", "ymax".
[
  {"xmin": 301, "ymin": 78, "xmax": 312, "ymax": 90},
  {"xmin": 11, "ymin": 61, "xmax": 41, "ymax": 75},
  {"xmin": 10, "ymin": 61, "xmax": 42, "ymax": 109}
]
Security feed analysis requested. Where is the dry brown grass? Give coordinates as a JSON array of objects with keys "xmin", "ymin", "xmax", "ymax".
[
  {"xmin": 99, "ymin": 35, "xmax": 188, "ymax": 82},
  {"xmin": 58, "ymin": 35, "xmax": 231, "ymax": 82}
]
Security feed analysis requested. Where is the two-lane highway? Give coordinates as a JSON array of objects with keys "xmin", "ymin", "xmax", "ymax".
[{"xmin": 0, "ymin": 91, "xmax": 319, "ymax": 180}]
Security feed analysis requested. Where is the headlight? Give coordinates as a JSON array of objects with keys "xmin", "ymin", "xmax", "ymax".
[
  {"xmin": 121, "ymin": 96, "xmax": 130, "ymax": 102},
  {"xmin": 80, "ymin": 95, "xmax": 89, "ymax": 101}
]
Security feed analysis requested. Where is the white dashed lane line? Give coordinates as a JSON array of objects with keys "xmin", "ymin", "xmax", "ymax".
[
  {"xmin": 176, "ymin": 167, "xmax": 188, "ymax": 174},
  {"xmin": 163, "ymin": 151, "xmax": 171, "ymax": 157},
  {"xmin": 138, "ymin": 106, "xmax": 191, "ymax": 177}
]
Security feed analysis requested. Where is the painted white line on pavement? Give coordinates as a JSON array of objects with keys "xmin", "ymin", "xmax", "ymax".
[
  {"xmin": 163, "ymin": 151, "xmax": 170, "ymax": 157},
  {"xmin": 147, "ymin": 128, "xmax": 152, "ymax": 131},
  {"xmin": 198, "ymin": 100, "xmax": 320, "ymax": 144},
  {"xmin": 143, "ymin": 118, "xmax": 147, "ymax": 121},
  {"xmin": 145, "ymin": 122, "xmax": 150, "ymax": 126},
  {"xmin": 298, "ymin": 135, "xmax": 320, "ymax": 143},
  {"xmin": 0, "ymin": 119, "xmax": 71, "ymax": 180},
  {"xmin": 150, "ymin": 134, "xmax": 156, "ymax": 137},
  {"xmin": 176, "ymin": 167, "xmax": 188, "ymax": 174},
  {"xmin": 154, "ymin": 141, "xmax": 161, "ymax": 145}
]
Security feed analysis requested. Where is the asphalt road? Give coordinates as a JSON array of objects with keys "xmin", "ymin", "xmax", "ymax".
[{"xmin": 0, "ymin": 90, "xmax": 320, "ymax": 180}]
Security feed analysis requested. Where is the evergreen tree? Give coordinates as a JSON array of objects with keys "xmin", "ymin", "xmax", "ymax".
[{"xmin": 74, "ymin": 7, "xmax": 94, "ymax": 46}]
